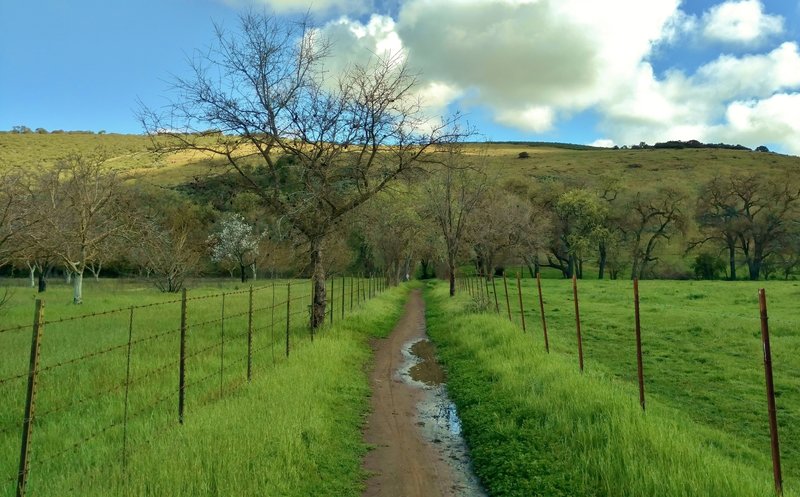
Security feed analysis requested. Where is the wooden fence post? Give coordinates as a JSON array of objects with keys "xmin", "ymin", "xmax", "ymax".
[{"xmin": 16, "ymin": 299, "xmax": 44, "ymax": 497}]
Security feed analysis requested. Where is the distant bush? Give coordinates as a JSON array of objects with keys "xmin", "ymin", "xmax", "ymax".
[
  {"xmin": 691, "ymin": 252, "xmax": 725, "ymax": 280},
  {"xmin": 517, "ymin": 151, "xmax": 530, "ymax": 159},
  {"xmin": 755, "ymin": 145, "xmax": 770, "ymax": 153}
]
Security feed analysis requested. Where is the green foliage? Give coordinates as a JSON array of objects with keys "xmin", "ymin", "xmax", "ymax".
[{"xmin": 692, "ymin": 252, "xmax": 726, "ymax": 279}]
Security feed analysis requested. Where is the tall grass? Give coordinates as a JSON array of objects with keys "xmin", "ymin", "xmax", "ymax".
[
  {"xmin": 425, "ymin": 280, "xmax": 793, "ymax": 496},
  {"xmin": 1, "ymin": 278, "xmax": 407, "ymax": 496}
]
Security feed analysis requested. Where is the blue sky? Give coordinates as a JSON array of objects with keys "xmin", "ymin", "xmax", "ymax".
[{"xmin": 2, "ymin": 1, "xmax": 799, "ymax": 154}]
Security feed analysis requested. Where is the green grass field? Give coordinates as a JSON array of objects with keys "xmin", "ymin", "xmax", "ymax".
[
  {"xmin": 427, "ymin": 277, "xmax": 800, "ymax": 496},
  {"xmin": 1, "ymin": 276, "xmax": 399, "ymax": 496}
]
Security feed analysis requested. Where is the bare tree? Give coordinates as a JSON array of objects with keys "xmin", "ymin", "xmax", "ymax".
[
  {"xmin": 692, "ymin": 176, "xmax": 741, "ymax": 280},
  {"xmin": 471, "ymin": 187, "xmax": 531, "ymax": 279},
  {"xmin": 128, "ymin": 187, "xmax": 207, "ymax": 292},
  {"xmin": 0, "ymin": 169, "xmax": 36, "ymax": 268},
  {"xmin": 422, "ymin": 150, "xmax": 486, "ymax": 296},
  {"xmin": 140, "ymin": 12, "xmax": 461, "ymax": 328},
  {"xmin": 623, "ymin": 187, "xmax": 687, "ymax": 279},
  {"xmin": 361, "ymin": 190, "xmax": 424, "ymax": 285},
  {"xmin": 729, "ymin": 175, "xmax": 800, "ymax": 280},
  {"xmin": 25, "ymin": 155, "xmax": 127, "ymax": 303}
]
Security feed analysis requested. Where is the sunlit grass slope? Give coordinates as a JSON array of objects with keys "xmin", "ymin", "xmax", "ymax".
[
  {"xmin": 0, "ymin": 278, "xmax": 409, "ymax": 496},
  {"xmin": 425, "ymin": 280, "xmax": 796, "ymax": 497},
  {"xmin": 3, "ymin": 133, "xmax": 799, "ymax": 189}
]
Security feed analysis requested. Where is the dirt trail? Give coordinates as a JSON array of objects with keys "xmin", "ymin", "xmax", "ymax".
[{"xmin": 361, "ymin": 289, "xmax": 484, "ymax": 497}]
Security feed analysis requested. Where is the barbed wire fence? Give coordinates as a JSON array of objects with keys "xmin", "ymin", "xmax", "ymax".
[
  {"xmin": 1, "ymin": 274, "xmax": 386, "ymax": 497},
  {"xmin": 457, "ymin": 271, "xmax": 792, "ymax": 496}
]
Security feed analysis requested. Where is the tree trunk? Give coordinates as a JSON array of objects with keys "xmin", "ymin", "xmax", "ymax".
[
  {"xmin": 37, "ymin": 271, "xmax": 47, "ymax": 293},
  {"xmin": 240, "ymin": 263, "xmax": 246, "ymax": 283},
  {"xmin": 598, "ymin": 242, "xmax": 607, "ymax": 280},
  {"xmin": 448, "ymin": 259, "xmax": 456, "ymax": 297},
  {"xmin": 748, "ymin": 260, "xmax": 761, "ymax": 280},
  {"xmin": 65, "ymin": 270, "xmax": 72, "ymax": 284},
  {"xmin": 251, "ymin": 263, "xmax": 257, "ymax": 281},
  {"xmin": 28, "ymin": 265, "xmax": 36, "ymax": 288},
  {"xmin": 310, "ymin": 239, "xmax": 326, "ymax": 329},
  {"xmin": 73, "ymin": 272, "xmax": 84, "ymax": 304},
  {"xmin": 727, "ymin": 240, "xmax": 737, "ymax": 280}
]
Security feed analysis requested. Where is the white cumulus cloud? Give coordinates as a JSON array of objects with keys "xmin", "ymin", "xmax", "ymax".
[
  {"xmin": 312, "ymin": 0, "xmax": 800, "ymax": 153},
  {"xmin": 702, "ymin": 0, "xmax": 784, "ymax": 44}
]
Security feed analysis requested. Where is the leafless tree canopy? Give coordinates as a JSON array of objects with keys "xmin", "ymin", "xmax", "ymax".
[{"xmin": 140, "ymin": 11, "xmax": 464, "ymax": 326}]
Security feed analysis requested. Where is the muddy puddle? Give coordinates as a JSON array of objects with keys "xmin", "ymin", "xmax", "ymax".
[{"xmin": 398, "ymin": 336, "xmax": 487, "ymax": 497}]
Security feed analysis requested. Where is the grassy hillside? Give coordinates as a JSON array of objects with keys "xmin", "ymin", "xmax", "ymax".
[
  {"xmin": 466, "ymin": 142, "xmax": 800, "ymax": 189},
  {"xmin": 3, "ymin": 133, "xmax": 799, "ymax": 188}
]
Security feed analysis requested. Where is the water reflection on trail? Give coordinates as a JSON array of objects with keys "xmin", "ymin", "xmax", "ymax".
[{"xmin": 399, "ymin": 336, "xmax": 487, "ymax": 497}]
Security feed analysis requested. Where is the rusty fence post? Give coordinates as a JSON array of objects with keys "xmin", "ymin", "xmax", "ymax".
[
  {"xmin": 516, "ymin": 272, "xmax": 526, "ymax": 333},
  {"xmin": 491, "ymin": 277, "xmax": 500, "ymax": 314},
  {"xmin": 536, "ymin": 273, "xmax": 550, "ymax": 353},
  {"xmin": 247, "ymin": 286, "xmax": 253, "ymax": 382},
  {"xmin": 633, "ymin": 279, "xmax": 645, "ymax": 411},
  {"xmin": 572, "ymin": 274, "xmax": 584, "ymax": 373},
  {"xmin": 286, "ymin": 283, "xmax": 291, "ymax": 358},
  {"xmin": 122, "ymin": 306, "xmax": 134, "ymax": 475},
  {"xmin": 178, "ymin": 288, "xmax": 187, "ymax": 424},
  {"xmin": 759, "ymin": 288, "xmax": 783, "ymax": 496},
  {"xmin": 219, "ymin": 292, "xmax": 225, "ymax": 397},
  {"xmin": 16, "ymin": 299, "xmax": 44, "ymax": 497},
  {"xmin": 271, "ymin": 281, "xmax": 276, "ymax": 365},
  {"xmin": 502, "ymin": 272, "xmax": 512, "ymax": 322}
]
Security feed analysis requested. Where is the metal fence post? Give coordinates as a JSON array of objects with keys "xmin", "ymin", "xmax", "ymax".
[
  {"xmin": 330, "ymin": 278, "xmax": 334, "ymax": 326},
  {"xmin": 122, "ymin": 306, "xmax": 134, "ymax": 475},
  {"xmin": 633, "ymin": 279, "xmax": 645, "ymax": 411},
  {"xmin": 178, "ymin": 288, "xmax": 187, "ymax": 424},
  {"xmin": 759, "ymin": 288, "xmax": 783, "ymax": 496},
  {"xmin": 271, "ymin": 281, "xmax": 276, "ymax": 365},
  {"xmin": 536, "ymin": 273, "xmax": 550, "ymax": 353},
  {"xmin": 219, "ymin": 292, "xmax": 225, "ymax": 397},
  {"xmin": 247, "ymin": 286, "xmax": 253, "ymax": 382},
  {"xmin": 516, "ymin": 272, "xmax": 526, "ymax": 333},
  {"xmin": 502, "ymin": 272, "xmax": 512, "ymax": 322},
  {"xmin": 286, "ymin": 283, "xmax": 291, "ymax": 358},
  {"xmin": 16, "ymin": 299, "xmax": 44, "ymax": 497},
  {"xmin": 491, "ymin": 277, "xmax": 500, "ymax": 314},
  {"xmin": 341, "ymin": 275, "xmax": 345, "ymax": 321},
  {"xmin": 350, "ymin": 276, "xmax": 354, "ymax": 311},
  {"xmin": 572, "ymin": 274, "xmax": 584, "ymax": 373}
]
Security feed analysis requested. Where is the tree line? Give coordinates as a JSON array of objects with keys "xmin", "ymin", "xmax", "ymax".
[{"xmin": 2, "ymin": 11, "xmax": 798, "ymax": 326}]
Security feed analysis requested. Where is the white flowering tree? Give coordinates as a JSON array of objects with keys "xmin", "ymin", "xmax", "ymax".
[{"xmin": 208, "ymin": 213, "xmax": 263, "ymax": 282}]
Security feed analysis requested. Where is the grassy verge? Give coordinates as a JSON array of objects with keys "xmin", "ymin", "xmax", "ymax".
[
  {"xmin": 425, "ymin": 281, "xmax": 788, "ymax": 497},
  {"xmin": 2, "ymin": 280, "xmax": 408, "ymax": 496}
]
